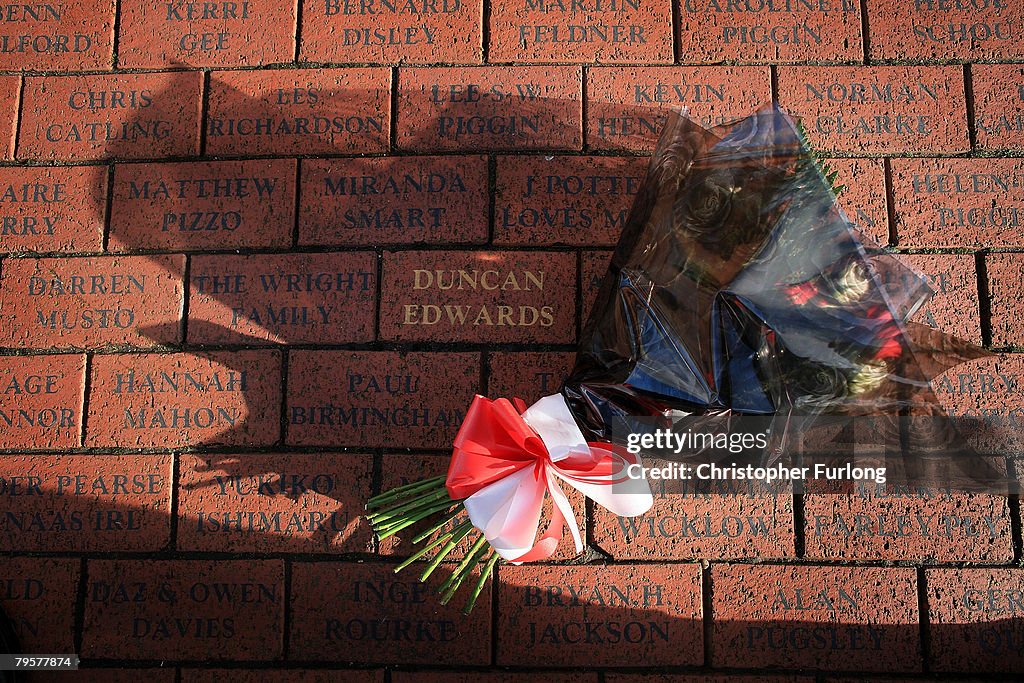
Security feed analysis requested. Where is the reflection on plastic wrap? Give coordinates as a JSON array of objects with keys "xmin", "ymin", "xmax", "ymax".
[{"xmin": 562, "ymin": 103, "xmax": 1009, "ymax": 493}]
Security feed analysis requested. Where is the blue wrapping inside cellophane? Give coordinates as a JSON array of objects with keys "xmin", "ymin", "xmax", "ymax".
[{"xmin": 562, "ymin": 104, "xmax": 996, "ymax": 486}]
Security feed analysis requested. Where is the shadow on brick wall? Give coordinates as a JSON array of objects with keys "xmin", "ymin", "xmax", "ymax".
[{"xmin": 2, "ymin": 79, "xmax": 1023, "ymax": 676}]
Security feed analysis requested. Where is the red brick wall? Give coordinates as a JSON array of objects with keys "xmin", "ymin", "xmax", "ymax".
[{"xmin": 0, "ymin": 0, "xmax": 1022, "ymax": 678}]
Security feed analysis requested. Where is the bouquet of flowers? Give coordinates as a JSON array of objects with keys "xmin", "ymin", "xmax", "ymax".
[{"xmin": 366, "ymin": 103, "xmax": 988, "ymax": 612}]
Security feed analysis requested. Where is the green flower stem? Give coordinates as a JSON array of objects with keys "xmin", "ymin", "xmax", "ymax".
[
  {"xmin": 367, "ymin": 484, "xmax": 449, "ymax": 514},
  {"xmin": 366, "ymin": 488, "xmax": 452, "ymax": 523},
  {"xmin": 373, "ymin": 497, "xmax": 454, "ymax": 531},
  {"xmin": 464, "ymin": 552, "xmax": 500, "ymax": 615},
  {"xmin": 420, "ymin": 523, "xmax": 474, "ymax": 582},
  {"xmin": 367, "ymin": 487, "xmax": 449, "ymax": 518},
  {"xmin": 393, "ymin": 524, "xmax": 466, "ymax": 574},
  {"xmin": 366, "ymin": 475, "xmax": 496, "ymax": 613},
  {"xmin": 411, "ymin": 508, "xmax": 467, "ymax": 545},
  {"xmin": 366, "ymin": 475, "xmax": 446, "ymax": 509},
  {"xmin": 438, "ymin": 534, "xmax": 489, "ymax": 605},
  {"xmin": 374, "ymin": 501, "xmax": 456, "ymax": 540}
]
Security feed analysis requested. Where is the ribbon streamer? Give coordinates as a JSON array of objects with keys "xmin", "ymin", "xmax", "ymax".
[{"xmin": 446, "ymin": 394, "xmax": 654, "ymax": 563}]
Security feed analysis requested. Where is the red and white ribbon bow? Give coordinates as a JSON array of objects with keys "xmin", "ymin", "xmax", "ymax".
[{"xmin": 445, "ymin": 394, "xmax": 654, "ymax": 563}]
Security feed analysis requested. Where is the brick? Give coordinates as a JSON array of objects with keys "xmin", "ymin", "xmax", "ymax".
[
  {"xmin": 183, "ymin": 671, "xmax": 384, "ymax": 683},
  {"xmin": 829, "ymin": 158, "xmax": 888, "ymax": 246},
  {"xmin": 0, "ymin": 254, "xmax": 185, "ymax": 348},
  {"xmin": 0, "ymin": 0, "xmax": 114, "ymax": 70},
  {"xmin": 298, "ymin": 156, "xmax": 489, "ymax": 246},
  {"xmin": 0, "ymin": 76, "xmax": 19, "ymax": 159},
  {"xmin": 988, "ymin": 253, "xmax": 1024, "ymax": 347},
  {"xmin": 47, "ymin": 670, "xmax": 176, "ymax": 683},
  {"xmin": 187, "ymin": 252, "xmax": 377, "ymax": 344},
  {"xmin": 380, "ymin": 250, "xmax": 576, "ymax": 343},
  {"xmin": 581, "ymin": 249, "xmax": 612, "ymax": 320},
  {"xmin": 86, "ymin": 351, "xmax": 281, "ymax": 448},
  {"xmin": 396, "ymin": 66, "xmax": 582, "ymax": 151},
  {"xmin": 394, "ymin": 674, "xmax": 596, "ymax": 683},
  {"xmin": 18, "ymin": 72, "xmax": 203, "ymax": 161},
  {"xmin": 0, "ymin": 454, "xmax": 171, "ymax": 552},
  {"xmin": 891, "ymin": 158, "xmax": 1024, "ymax": 248},
  {"xmin": 777, "ymin": 66, "xmax": 969, "ymax": 154},
  {"xmin": 677, "ymin": 0, "xmax": 861, "ymax": 63},
  {"xmin": 586, "ymin": 66, "xmax": 770, "ymax": 152},
  {"xmin": 488, "ymin": 351, "xmax": 576, "ymax": 402},
  {"xmin": 927, "ymin": 568, "xmax": 1024, "ymax": 672},
  {"xmin": 593, "ymin": 481, "xmax": 795, "ymax": 560},
  {"xmin": 82, "ymin": 559, "xmax": 284, "ymax": 660},
  {"xmin": 108, "ymin": 159, "xmax": 296, "ymax": 252},
  {"xmin": 300, "ymin": 0, "xmax": 482, "ymax": 64},
  {"xmin": 289, "ymin": 561, "xmax": 491, "ymax": 664},
  {"xmin": 607, "ymin": 677, "xmax": 809, "ymax": 683},
  {"xmin": 118, "ymin": 0, "xmax": 296, "ymax": 68},
  {"xmin": 933, "ymin": 354, "xmax": 1024, "ymax": 454},
  {"xmin": 498, "ymin": 563, "xmax": 702, "ymax": 666},
  {"xmin": 867, "ymin": 0, "xmax": 1023, "ymax": 61},
  {"xmin": 0, "ymin": 166, "xmax": 107, "ymax": 254},
  {"xmin": 821, "ymin": 679, "xmax": 984, "ymax": 683},
  {"xmin": 287, "ymin": 350, "xmax": 478, "ymax": 448},
  {"xmin": 973, "ymin": 64, "xmax": 1024, "ymax": 150},
  {"xmin": 206, "ymin": 69, "xmax": 390, "ymax": 156},
  {"xmin": 711, "ymin": 564, "xmax": 920, "ymax": 671},
  {"xmin": 898, "ymin": 253, "xmax": 981, "ymax": 344},
  {"xmin": 803, "ymin": 481, "xmax": 1011, "ymax": 562},
  {"xmin": 0, "ymin": 557, "xmax": 78, "ymax": 652},
  {"xmin": 0, "ymin": 354, "xmax": 84, "ymax": 449},
  {"xmin": 494, "ymin": 155, "xmax": 645, "ymax": 246},
  {"xmin": 177, "ymin": 452, "xmax": 374, "ymax": 553},
  {"xmin": 488, "ymin": 0, "xmax": 673, "ymax": 63}
]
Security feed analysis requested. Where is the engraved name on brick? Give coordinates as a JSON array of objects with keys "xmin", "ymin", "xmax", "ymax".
[
  {"xmin": 86, "ymin": 352, "xmax": 281, "ymax": 447},
  {"xmin": 712, "ymin": 565, "xmax": 920, "ymax": 671},
  {"xmin": 892, "ymin": 159, "xmax": 1024, "ymax": 248},
  {"xmin": 397, "ymin": 66, "xmax": 582, "ymax": 151},
  {"xmin": 301, "ymin": 0, "xmax": 482, "ymax": 63},
  {"xmin": 82, "ymin": 559, "xmax": 284, "ymax": 659},
  {"xmin": 804, "ymin": 481, "xmax": 1012, "ymax": 562},
  {"xmin": 777, "ymin": 66, "xmax": 968, "ymax": 153},
  {"xmin": 289, "ymin": 562, "xmax": 491, "ymax": 664},
  {"xmin": 19, "ymin": 72, "xmax": 202, "ymax": 160},
  {"xmin": 206, "ymin": 69, "xmax": 390, "ymax": 156},
  {"xmin": 0, "ymin": 1, "xmax": 114, "ymax": 70},
  {"xmin": 381, "ymin": 251, "xmax": 576, "ymax": 343},
  {"xmin": 299, "ymin": 156, "xmax": 488, "ymax": 246},
  {"xmin": 586, "ymin": 66, "xmax": 769, "ymax": 151},
  {"xmin": 678, "ymin": 0, "xmax": 862, "ymax": 63},
  {"xmin": 109, "ymin": 159, "xmax": 295, "ymax": 252},
  {"xmin": 287, "ymin": 351, "xmax": 477, "ymax": 448},
  {"xmin": 178, "ymin": 453, "xmax": 373, "ymax": 552},
  {"xmin": 972, "ymin": 65, "xmax": 1024, "ymax": 150},
  {"xmin": 495, "ymin": 156, "xmax": 645, "ymax": 246},
  {"xmin": 0, "ymin": 166, "xmax": 106, "ymax": 253},
  {"xmin": 0, "ymin": 255, "xmax": 185, "ymax": 348},
  {"xmin": 0, "ymin": 455, "xmax": 170, "ymax": 552},
  {"xmin": 595, "ymin": 479, "xmax": 795, "ymax": 559},
  {"xmin": 928, "ymin": 568, "xmax": 1024, "ymax": 672},
  {"xmin": 0, "ymin": 355, "xmax": 84, "ymax": 449},
  {"xmin": 868, "ymin": 0, "xmax": 1022, "ymax": 61},
  {"xmin": 188, "ymin": 253, "xmax": 377, "ymax": 344},
  {"xmin": 0, "ymin": 557, "xmax": 78, "ymax": 651},
  {"xmin": 489, "ymin": 0, "xmax": 673, "ymax": 63},
  {"xmin": 119, "ymin": 0, "xmax": 296, "ymax": 67},
  {"xmin": 498, "ymin": 565, "xmax": 703, "ymax": 666}
]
